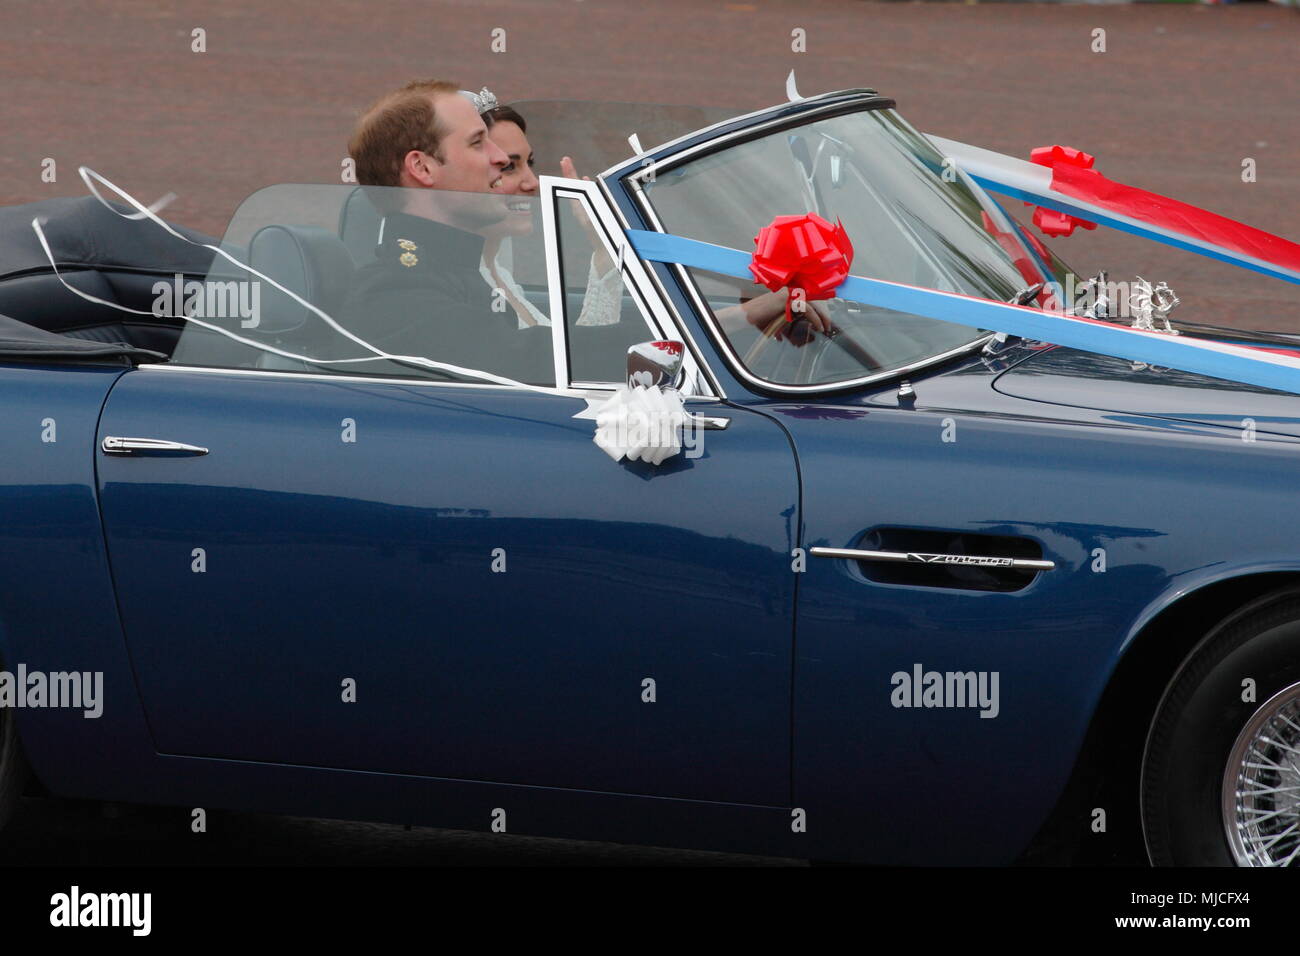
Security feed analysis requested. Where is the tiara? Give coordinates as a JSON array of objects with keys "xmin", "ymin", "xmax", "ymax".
[{"xmin": 460, "ymin": 87, "xmax": 500, "ymax": 115}]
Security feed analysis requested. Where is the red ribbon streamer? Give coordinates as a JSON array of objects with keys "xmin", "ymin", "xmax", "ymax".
[
  {"xmin": 1027, "ymin": 146, "xmax": 1099, "ymax": 238},
  {"xmin": 1027, "ymin": 144, "xmax": 1300, "ymax": 275},
  {"xmin": 1049, "ymin": 159, "xmax": 1300, "ymax": 275}
]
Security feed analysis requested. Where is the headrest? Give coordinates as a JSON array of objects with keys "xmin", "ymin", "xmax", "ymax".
[
  {"xmin": 246, "ymin": 224, "xmax": 355, "ymax": 334},
  {"xmin": 338, "ymin": 187, "xmax": 384, "ymax": 266}
]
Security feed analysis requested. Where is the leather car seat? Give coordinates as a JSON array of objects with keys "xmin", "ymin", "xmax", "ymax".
[{"xmin": 170, "ymin": 225, "xmax": 355, "ymax": 371}]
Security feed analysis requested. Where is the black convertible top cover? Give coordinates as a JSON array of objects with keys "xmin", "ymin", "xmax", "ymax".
[
  {"xmin": 0, "ymin": 312, "xmax": 165, "ymax": 363},
  {"xmin": 0, "ymin": 195, "xmax": 216, "ymax": 362},
  {"xmin": 0, "ymin": 195, "xmax": 215, "ymax": 281}
]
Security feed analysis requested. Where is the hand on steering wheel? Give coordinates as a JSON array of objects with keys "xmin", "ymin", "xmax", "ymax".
[
  {"xmin": 742, "ymin": 298, "xmax": 834, "ymax": 366},
  {"xmin": 742, "ymin": 296, "xmax": 886, "ymax": 373}
]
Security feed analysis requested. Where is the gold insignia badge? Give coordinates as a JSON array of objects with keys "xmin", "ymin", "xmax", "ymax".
[
  {"xmin": 399, "ymin": 251, "xmax": 418, "ymax": 268},
  {"xmin": 397, "ymin": 239, "xmax": 418, "ymax": 251}
]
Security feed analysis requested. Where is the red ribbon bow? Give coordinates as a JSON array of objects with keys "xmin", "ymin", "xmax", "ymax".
[
  {"xmin": 1027, "ymin": 145, "xmax": 1100, "ymax": 238},
  {"xmin": 749, "ymin": 213, "xmax": 854, "ymax": 321}
]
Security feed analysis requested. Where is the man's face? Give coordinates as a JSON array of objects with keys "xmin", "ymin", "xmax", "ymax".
[
  {"xmin": 404, "ymin": 92, "xmax": 510, "ymax": 229},
  {"xmin": 429, "ymin": 93, "xmax": 508, "ymax": 193}
]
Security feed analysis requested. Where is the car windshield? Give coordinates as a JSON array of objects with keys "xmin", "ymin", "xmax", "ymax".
[{"xmin": 638, "ymin": 106, "xmax": 1060, "ymax": 389}]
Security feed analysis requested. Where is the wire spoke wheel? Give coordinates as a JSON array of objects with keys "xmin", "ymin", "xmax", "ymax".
[
  {"xmin": 1143, "ymin": 592, "xmax": 1300, "ymax": 866},
  {"xmin": 1223, "ymin": 681, "xmax": 1300, "ymax": 866}
]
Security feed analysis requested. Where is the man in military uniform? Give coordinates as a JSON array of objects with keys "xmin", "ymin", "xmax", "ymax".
[{"xmin": 338, "ymin": 79, "xmax": 552, "ymax": 384}]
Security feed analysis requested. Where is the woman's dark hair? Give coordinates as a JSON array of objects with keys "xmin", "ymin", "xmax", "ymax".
[{"xmin": 482, "ymin": 104, "xmax": 526, "ymax": 133}]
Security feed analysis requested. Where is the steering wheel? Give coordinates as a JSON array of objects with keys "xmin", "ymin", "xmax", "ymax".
[{"xmin": 741, "ymin": 297, "xmax": 886, "ymax": 379}]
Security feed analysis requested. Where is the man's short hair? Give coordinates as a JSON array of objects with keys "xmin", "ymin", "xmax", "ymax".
[{"xmin": 349, "ymin": 79, "xmax": 461, "ymax": 188}]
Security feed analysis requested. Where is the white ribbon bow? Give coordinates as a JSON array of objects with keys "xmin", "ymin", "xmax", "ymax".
[{"xmin": 572, "ymin": 384, "xmax": 689, "ymax": 465}]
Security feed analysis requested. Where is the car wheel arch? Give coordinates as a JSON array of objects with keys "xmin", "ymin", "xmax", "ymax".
[{"xmin": 1019, "ymin": 570, "xmax": 1300, "ymax": 864}]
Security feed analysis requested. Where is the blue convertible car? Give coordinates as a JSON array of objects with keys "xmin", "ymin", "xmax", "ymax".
[{"xmin": 3, "ymin": 88, "xmax": 1300, "ymax": 866}]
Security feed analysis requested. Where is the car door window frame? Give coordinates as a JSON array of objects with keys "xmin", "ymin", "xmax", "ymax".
[{"xmin": 541, "ymin": 175, "xmax": 717, "ymax": 398}]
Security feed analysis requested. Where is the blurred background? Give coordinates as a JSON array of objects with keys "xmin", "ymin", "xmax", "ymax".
[{"xmin": 0, "ymin": 0, "xmax": 1296, "ymax": 327}]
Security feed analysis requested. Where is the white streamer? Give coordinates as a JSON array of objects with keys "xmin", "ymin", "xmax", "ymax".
[
  {"xmin": 119, "ymin": 190, "xmax": 177, "ymax": 220},
  {"xmin": 28, "ymin": 168, "xmax": 711, "ymax": 460},
  {"xmin": 33, "ymin": 166, "xmax": 583, "ymax": 394}
]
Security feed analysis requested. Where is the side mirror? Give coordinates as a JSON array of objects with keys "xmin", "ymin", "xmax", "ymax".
[{"xmin": 627, "ymin": 340, "xmax": 684, "ymax": 390}]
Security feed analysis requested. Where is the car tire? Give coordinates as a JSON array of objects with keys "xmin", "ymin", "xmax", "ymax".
[
  {"xmin": 0, "ymin": 687, "xmax": 30, "ymax": 837},
  {"xmin": 0, "ymin": 719, "xmax": 20, "ymax": 834},
  {"xmin": 1142, "ymin": 590, "xmax": 1300, "ymax": 866}
]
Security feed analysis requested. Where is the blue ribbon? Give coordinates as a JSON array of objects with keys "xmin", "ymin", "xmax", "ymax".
[{"xmin": 626, "ymin": 229, "xmax": 1300, "ymax": 397}]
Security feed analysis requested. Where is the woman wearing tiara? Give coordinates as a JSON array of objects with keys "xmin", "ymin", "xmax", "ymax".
[
  {"xmin": 462, "ymin": 90, "xmax": 622, "ymax": 329},
  {"xmin": 465, "ymin": 88, "xmax": 833, "ymax": 344}
]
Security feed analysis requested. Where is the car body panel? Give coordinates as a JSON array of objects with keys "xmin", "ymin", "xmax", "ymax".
[
  {"xmin": 94, "ymin": 366, "xmax": 800, "ymax": 806},
  {"xmin": 767, "ymin": 360, "xmax": 1300, "ymax": 864},
  {"xmin": 0, "ymin": 363, "xmax": 162, "ymax": 791},
  {"xmin": 4, "ymin": 88, "xmax": 1300, "ymax": 865},
  {"xmin": 995, "ymin": 346, "xmax": 1300, "ymax": 440}
]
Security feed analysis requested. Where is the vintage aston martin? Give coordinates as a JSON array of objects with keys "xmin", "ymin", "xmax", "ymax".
[{"xmin": 3, "ymin": 87, "xmax": 1300, "ymax": 867}]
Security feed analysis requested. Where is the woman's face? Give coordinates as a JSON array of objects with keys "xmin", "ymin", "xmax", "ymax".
[{"xmin": 485, "ymin": 120, "xmax": 538, "ymax": 238}]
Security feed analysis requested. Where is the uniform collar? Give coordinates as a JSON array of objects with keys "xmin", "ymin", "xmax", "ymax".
[{"xmin": 380, "ymin": 212, "xmax": 485, "ymax": 269}]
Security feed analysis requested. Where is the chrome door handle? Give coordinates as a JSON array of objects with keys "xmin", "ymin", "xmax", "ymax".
[
  {"xmin": 810, "ymin": 547, "xmax": 1055, "ymax": 571},
  {"xmin": 686, "ymin": 414, "xmax": 729, "ymax": 430},
  {"xmin": 101, "ymin": 436, "xmax": 209, "ymax": 457}
]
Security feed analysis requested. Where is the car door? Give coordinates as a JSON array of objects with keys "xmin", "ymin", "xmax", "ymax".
[
  {"xmin": 94, "ymin": 182, "xmax": 798, "ymax": 806},
  {"xmin": 781, "ymin": 383, "xmax": 1195, "ymax": 864}
]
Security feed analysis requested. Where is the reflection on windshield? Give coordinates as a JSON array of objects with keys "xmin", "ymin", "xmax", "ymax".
[{"xmin": 641, "ymin": 107, "xmax": 1059, "ymax": 388}]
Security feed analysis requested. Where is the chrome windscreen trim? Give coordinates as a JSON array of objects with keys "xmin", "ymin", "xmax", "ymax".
[
  {"xmin": 596, "ymin": 88, "xmax": 887, "ymax": 182},
  {"xmin": 540, "ymin": 175, "xmax": 572, "ymax": 389},
  {"xmin": 621, "ymin": 94, "xmax": 892, "ymax": 185}
]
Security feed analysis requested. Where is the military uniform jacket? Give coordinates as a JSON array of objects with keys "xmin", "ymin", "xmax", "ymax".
[{"xmin": 340, "ymin": 212, "xmax": 553, "ymax": 384}]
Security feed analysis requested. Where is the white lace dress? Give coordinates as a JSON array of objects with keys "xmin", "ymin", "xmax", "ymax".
[{"xmin": 480, "ymin": 240, "xmax": 622, "ymax": 329}]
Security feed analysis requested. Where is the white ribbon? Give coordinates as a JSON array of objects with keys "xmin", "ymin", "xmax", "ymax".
[
  {"xmin": 33, "ymin": 167, "xmax": 592, "ymax": 392},
  {"xmin": 571, "ymin": 384, "xmax": 690, "ymax": 464},
  {"xmin": 29, "ymin": 167, "xmax": 689, "ymax": 462}
]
